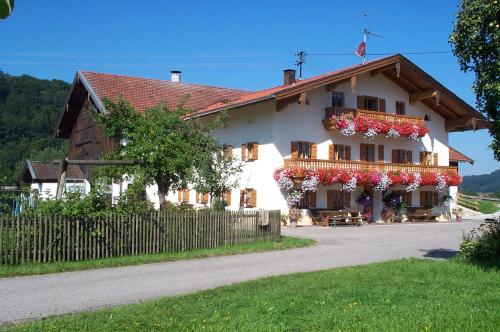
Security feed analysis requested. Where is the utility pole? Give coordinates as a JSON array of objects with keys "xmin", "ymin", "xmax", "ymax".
[{"xmin": 295, "ymin": 50, "xmax": 306, "ymax": 79}]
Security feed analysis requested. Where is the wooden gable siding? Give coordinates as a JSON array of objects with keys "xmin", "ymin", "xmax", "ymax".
[{"xmin": 68, "ymin": 97, "xmax": 118, "ymax": 178}]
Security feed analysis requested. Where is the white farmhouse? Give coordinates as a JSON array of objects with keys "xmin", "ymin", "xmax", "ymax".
[{"xmin": 47, "ymin": 54, "xmax": 486, "ymax": 222}]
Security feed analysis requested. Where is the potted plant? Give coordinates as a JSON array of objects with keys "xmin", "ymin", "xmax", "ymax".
[
  {"xmin": 280, "ymin": 213, "xmax": 288, "ymax": 226},
  {"xmin": 452, "ymin": 207, "xmax": 464, "ymax": 222},
  {"xmin": 288, "ymin": 207, "xmax": 301, "ymax": 227},
  {"xmin": 381, "ymin": 208, "xmax": 395, "ymax": 223}
]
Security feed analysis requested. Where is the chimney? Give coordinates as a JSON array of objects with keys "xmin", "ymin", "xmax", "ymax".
[
  {"xmin": 170, "ymin": 70, "xmax": 181, "ymax": 83},
  {"xmin": 283, "ymin": 69, "xmax": 296, "ymax": 86}
]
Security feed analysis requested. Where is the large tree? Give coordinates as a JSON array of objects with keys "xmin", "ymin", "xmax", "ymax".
[
  {"xmin": 96, "ymin": 97, "xmax": 240, "ymax": 207},
  {"xmin": 449, "ymin": 0, "xmax": 500, "ymax": 159}
]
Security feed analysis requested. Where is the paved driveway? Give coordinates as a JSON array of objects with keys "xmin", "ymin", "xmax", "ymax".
[{"xmin": 0, "ymin": 220, "xmax": 480, "ymax": 325}]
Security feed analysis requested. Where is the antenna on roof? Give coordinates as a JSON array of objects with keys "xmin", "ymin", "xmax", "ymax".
[
  {"xmin": 295, "ymin": 50, "xmax": 306, "ymax": 79},
  {"xmin": 354, "ymin": 14, "xmax": 383, "ymax": 63}
]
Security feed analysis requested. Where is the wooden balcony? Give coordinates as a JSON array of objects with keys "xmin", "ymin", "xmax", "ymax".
[
  {"xmin": 323, "ymin": 107, "xmax": 425, "ymax": 130},
  {"xmin": 284, "ymin": 158, "xmax": 457, "ymax": 173}
]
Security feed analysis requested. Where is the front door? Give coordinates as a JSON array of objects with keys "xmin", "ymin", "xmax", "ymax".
[{"xmin": 363, "ymin": 186, "xmax": 374, "ymax": 222}]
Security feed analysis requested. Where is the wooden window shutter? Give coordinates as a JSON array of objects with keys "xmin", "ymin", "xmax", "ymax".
[
  {"xmin": 327, "ymin": 190, "xmax": 334, "ymax": 209},
  {"xmin": 328, "ymin": 144, "xmax": 334, "ymax": 160},
  {"xmin": 378, "ymin": 98, "xmax": 386, "ymax": 112},
  {"xmin": 378, "ymin": 145, "xmax": 384, "ymax": 162},
  {"xmin": 178, "ymin": 191, "xmax": 182, "ymax": 202},
  {"xmin": 224, "ymin": 191, "xmax": 231, "ymax": 206},
  {"xmin": 241, "ymin": 144, "xmax": 247, "ymax": 161},
  {"xmin": 420, "ymin": 152, "xmax": 426, "ymax": 164},
  {"xmin": 309, "ymin": 191, "xmax": 316, "ymax": 208},
  {"xmin": 310, "ymin": 143, "xmax": 317, "ymax": 159},
  {"xmin": 345, "ymin": 145, "xmax": 351, "ymax": 160},
  {"xmin": 224, "ymin": 145, "xmax": 233, "ymax": 158},
  {"xmin": 291, "ymin": 141, "xmax": 298, "ymax": 158},
  {"xmin": 360, "ymin": 144, "xmax": 367, "ymax": 161},
  {"xmin": 406, "ymin": 192, "xmax": 412, "ymax": 206},
  {"xmin": 357, "ymin": 95, "xmax": 365, "ymax": 109},
  {"xmin": 204, "ymin": 193, "xmax": 209, "ymax": 204},
  {"xmin": 433, "ymin": 192, "xmax": 439, "ymax": 207},
  {"xmin": 406, "ymin": 150, "xmax": 413, "ymax": 163},
  {"xmin": 433, "ymin": 153, "xmax": 438, "ymax": 166},
  {"xmin": 239, "ymin": 190, "xmax": 245, "ymax": 207},
  {"xmin": 252, "ymin": 143, "xmax": 259, "ymax": 160},
  {"xmin": 420, "ymin": 192, "xmax": 426, "ymax": 207},
  {"xmin": 251, "ymin": 189, "xmax": 257, "ymax": 207},
  {"xmin": 344, "ymin": 192, "xmax": 351, "ymax": 208},
  {"xmin": 392, "ymin": 150, "xmax": 398, "ymax": 163},
  {"xmin": 185, "ymin": 190, "xmax": 190, "ymax": 202}
]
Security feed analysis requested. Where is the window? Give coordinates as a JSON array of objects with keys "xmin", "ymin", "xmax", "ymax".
[
  {"xmin": 327, "ymin": 190, "xmax": 350, "ymax": 209},
  {"xmin": 392, "ymin": 149, "xmax": 412, "ymax": 164},
  {"xmin": 291, "ymin": 141, "xmax": 317, "ymax": 159},
  {"xmin": 240, "ymin": 189, "xmax": 257, "ymax": 208},
  {"xmin": 196, "ymin": 192, "xmax": 209, "ymax": 204},
  {"xmin": 396, "ymin": 101, "xmax": 405, "ymax": 115},
  {"xmin": 298, "ymin": 142, "xmax": 311, "ymax": 159},
  {"xmin": 364, "ymin": 96, "xmax": 378, "ymax": 111},
  {"xmin": 330, "ymin": 144, "xmax": 351, "ymax": 161},
  {"xmin": 393, "ymin": 190, "xmax": 412, "ymax": 206},
  {"xmin": 332, "ymin": 91, "xmax": 345, "ymax": 107},
  {"xmin": 360, "ymin": 144, "xmax": 376, "ymax": 162},
  {"xmin": 241, "ymin": 142, "xmax": 259, "ymax": 161},
  {"xmin": 299, "ymin": 191, "xmax": 316, "ymax": 208},
  {"xmin": 420, "ymin": 191, "xmax": 438, "ymax": 208},
  {"xmin": 420, "ymin": 151, "xmax": 433, "ymax": 165},
  {"xmin": 65, "ymin": 179, "xmax": 86, "ymax": 194},
  {"xmin": 178, "ymin": 189, "xmax": 190, "ymax": 203}
]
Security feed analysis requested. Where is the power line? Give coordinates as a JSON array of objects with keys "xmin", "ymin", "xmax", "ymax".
[{"xmin": 308, "ymin": 51, "xmax": 451, "ymax": 56}]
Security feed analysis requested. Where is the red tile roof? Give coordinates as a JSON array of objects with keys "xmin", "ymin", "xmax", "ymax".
[
  {"xmin": 449, "ymin": 147, "xmax": 474, "ymax": 164},
  {"xmin": 22, "ymin": 161, "xmax": 85, "ymax": 182},
  {"xmin": 81, "ymin": 71, "xmax": 249, "ymax": 113}
]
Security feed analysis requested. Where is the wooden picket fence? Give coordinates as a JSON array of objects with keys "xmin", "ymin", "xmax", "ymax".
[{"xmin": 0, "ymin": 210, "xmax": 280, "ymax": 265}]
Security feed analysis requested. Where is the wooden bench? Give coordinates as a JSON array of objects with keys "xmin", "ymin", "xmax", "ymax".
[{"xmin": 406, "ymin": 207, "xmax": 440, "ymax": 222}]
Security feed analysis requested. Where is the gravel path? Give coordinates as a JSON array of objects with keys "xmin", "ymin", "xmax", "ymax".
[{"xmin": 0, "ymin": 220, "xmax": 479, "ymax": 325}]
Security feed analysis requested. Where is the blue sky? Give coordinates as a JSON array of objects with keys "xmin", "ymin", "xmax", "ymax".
[{"xmin": 1, "ymin": 0, "xmax": 497, "ymax": 175}]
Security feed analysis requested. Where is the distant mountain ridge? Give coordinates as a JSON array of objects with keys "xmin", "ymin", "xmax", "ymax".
[{"xmin": 460, "ymin": 169, "xmax": 500, "ymax": 194}]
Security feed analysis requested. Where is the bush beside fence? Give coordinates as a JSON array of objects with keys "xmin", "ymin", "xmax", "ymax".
[{"xmin": 0, "ymin": 210, "xmax": 280, "ymax": 265}]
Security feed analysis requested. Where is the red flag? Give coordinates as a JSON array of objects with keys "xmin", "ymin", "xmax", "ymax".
[{"xmin": 355, "ymin": 41, "xmax": 366, "ymax": 58}]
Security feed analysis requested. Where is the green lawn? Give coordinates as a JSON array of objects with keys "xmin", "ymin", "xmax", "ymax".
[
  {"xmin": 0, "ymin": 236, "xmax": 314, "ymax": 278},
  {"xmin": 479, "ymin": 200, "xmax": 500, "ymax": 214},
  {"xmin": 4, "ymin": 259, "xmax": 499, "ymax": 331}
]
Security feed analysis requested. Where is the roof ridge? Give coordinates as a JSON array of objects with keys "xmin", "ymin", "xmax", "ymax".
[{"xmin": 79, "ymin": 70, "xmax": 251, "ymax": 93}]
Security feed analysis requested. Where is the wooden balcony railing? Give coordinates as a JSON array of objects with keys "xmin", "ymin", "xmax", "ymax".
[
  {"xmin": 284, "ymin": 158, "xmax": 457, "ymax": 173},
  {"xmin": 323, "ymin": 107, "xmax": 425, "ymax": 129}
]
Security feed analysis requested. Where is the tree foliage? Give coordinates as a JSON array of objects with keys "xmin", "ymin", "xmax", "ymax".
[
  {"xmin": 449, "ymin": 0, "xmax": 500, "ymax": 159},
  {"xmin": 96, "ymin": 97, "xmax": 241, "ymax": 207},
  {"xmin": 0, "ymin": 71, "xmax": 69, "ymax": 183},
  {"xmin": 0, "ymin": 0, "xmax": 14, "ymax": 19}
]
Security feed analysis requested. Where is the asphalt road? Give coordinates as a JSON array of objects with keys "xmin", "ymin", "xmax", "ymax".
[{"xmin": 0, "ymin": 220, "xmax": 480, "ymax": 325}]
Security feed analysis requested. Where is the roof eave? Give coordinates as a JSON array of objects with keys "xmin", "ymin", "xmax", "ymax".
[{"xmin": 185, "ymin": 95, "xmax": 275, "ymax": 119}]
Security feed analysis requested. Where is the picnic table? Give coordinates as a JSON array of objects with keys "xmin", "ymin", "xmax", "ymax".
[{"xmin": 317, "ymin": 210, "xmax": 364, "ymax": 227}]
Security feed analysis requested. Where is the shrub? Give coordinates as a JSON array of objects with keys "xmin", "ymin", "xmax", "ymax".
[{"xmin": 460, "ymin": 221, "xmax": 500, "ymax": 260}]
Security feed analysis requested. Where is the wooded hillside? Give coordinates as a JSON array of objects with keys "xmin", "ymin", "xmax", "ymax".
[
  {"xmin": 0, "ymin": 71, "xmax": 70, "ymax": 184},
  {"xmin": 460, "ymin": 169, "xmax": 500, "ymax": 194}
]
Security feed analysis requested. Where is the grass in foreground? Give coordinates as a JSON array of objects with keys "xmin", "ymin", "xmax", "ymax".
[
  {"xmin": 0, "ymin": 236, "xmax": 314, "ymax": 278},
  {"xmin": 5, "ymin": 259, "xmax": 499, "ymax": 331}
]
